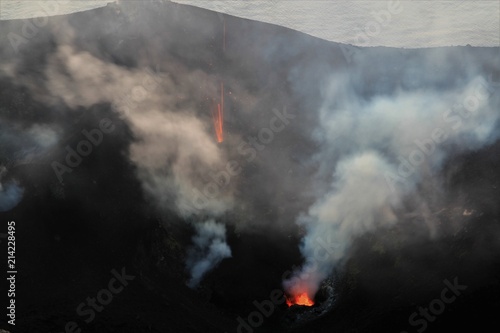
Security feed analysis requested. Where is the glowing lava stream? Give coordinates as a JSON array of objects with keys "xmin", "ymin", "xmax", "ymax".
[
  {"xmin": 286, "ymin": 292, "xmax": 314, "ymax": 307},
  {"xmin": 211, "ymin": 82, "xmax": 224, "ymax": 143}
]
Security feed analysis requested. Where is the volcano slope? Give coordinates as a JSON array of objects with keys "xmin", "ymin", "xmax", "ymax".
[{"xmin": 0, "ymin": 1, "xmax": 499, "ymax": 332}]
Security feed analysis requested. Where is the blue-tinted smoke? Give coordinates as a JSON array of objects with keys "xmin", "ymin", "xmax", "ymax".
[{"xmin": 0, "ymin": 181, "xmax": 24, "ymax": 212}]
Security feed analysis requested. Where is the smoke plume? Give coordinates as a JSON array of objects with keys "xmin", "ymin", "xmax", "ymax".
[
  {"xmin": 186, "ymin": 219, "xmax": 232, "ymax": 288},
  {"xmin": 284, "ymin": 67, "xmax": 500, "ymax": 299},
  {"xmin": 0, "ymin": 179, "xmax": 24, "ymax": 212}
]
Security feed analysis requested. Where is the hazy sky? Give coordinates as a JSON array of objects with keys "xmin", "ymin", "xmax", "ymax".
[
  {"xmin": 172, "ymin": 0, "xmax": 500, "ymax": 48},
  {"xmin": 0, "ymin": 0, "xmax": 499, "ymax": 48}
]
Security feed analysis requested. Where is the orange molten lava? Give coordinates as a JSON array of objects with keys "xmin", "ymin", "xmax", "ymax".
[
  {"xmin": 286, "ymin": 293, "xmax": 314, "ymax": 307},
  {"xmin": 211, "ymin": 82, "xmax": 224, "ymax": 143}
]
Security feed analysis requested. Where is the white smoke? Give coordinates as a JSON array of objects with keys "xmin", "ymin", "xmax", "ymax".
[
  {"xmin": 15, "ymin": 43, "xmax": 236, "ymax": 287},
  {"xmin": 186, "ymin": 219, "xmax": 232, "ymax": 288},
  {"xmin": 284, "ymin": 72, "xmax": 500, "ymax": 299}
]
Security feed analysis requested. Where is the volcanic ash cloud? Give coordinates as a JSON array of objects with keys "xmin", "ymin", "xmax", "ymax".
[
  {"xmin": 186, "ymin": 219, "xmax": 232, "ymax": 288},
  {"xmin": 284, "ymin": 72, "xmax": 500, "ymax": 301}
]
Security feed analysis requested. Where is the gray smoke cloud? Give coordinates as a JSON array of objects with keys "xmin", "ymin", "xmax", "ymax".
[
  {"xmin": 36, "ymin": 40, "xmax": 242, "ymax": 214},
  {"xmin": 0, "ymin": 122, "xmax": 59, "ymax": 212},
  {"xmin": 38, "ymin": 44, "xmax": 235, "ymax": 285},
  {"xmin": 0, "ymin": 179, "xmax": 24, "ymax": 212},
  {"xmin": 0, "ymin": 1, "xmax": 244, "ymax": 285},
  {"xmin": 284, "ymin": 67, "xmax": 500, "ymax": 299},
  {"xmin": 186, "ymin": 219, "xmax": 232, "ymax": 288}
]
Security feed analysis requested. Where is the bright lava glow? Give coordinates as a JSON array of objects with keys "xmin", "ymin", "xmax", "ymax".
[
  {"xmin": 286, "ymin": 292, "xmax": 314, "ymax": 307},
  {"xmin": 211, "ymin": 82, "xmax": 224, "ymax": 143}
]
